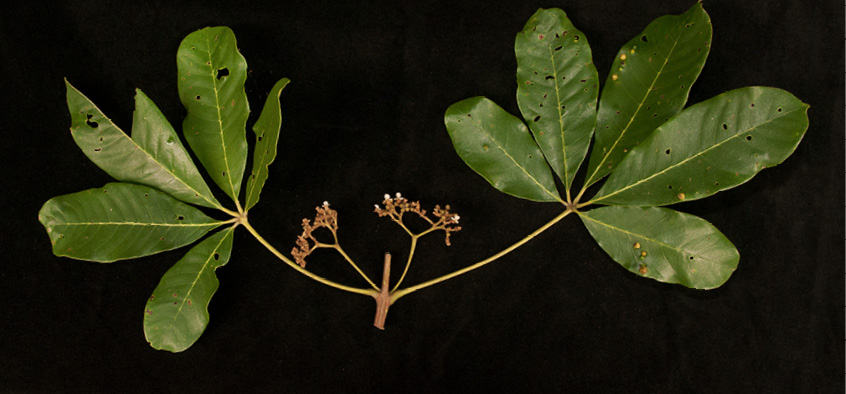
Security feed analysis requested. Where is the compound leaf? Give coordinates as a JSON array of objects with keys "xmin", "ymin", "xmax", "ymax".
[
  {"xmin": 244, "ymin": 78, "xmax": 290, "ymax": 211},
  {"xmin": 144, "ymin": 226, "xmax": 235, "ymax": 352},
  {"xmin": 584, "ymin": 3, "xmax": 711, "ymax": 187},
  {"xmin": 65, "ymin": 80, "xmax": 223, "ymax": 209},
  {"xmin": 580, "ymin": 206, "xmax": 738, "ymax": 289},
  {"xmin": 591, "ymin": 87, "xmax": 809, "ymax": 206},
  {"xmin": 515, "ymin": 8, "xmax": 599, "ymax": 192},
  {"xmin": 445, "ymin": 97, "xmax": 562, "ymax": 202},
  {"xmin": 38, "ymin": 183, "xmax": 225, "ymax": 262},
  {"xmin": 177, "ymin": 26, "xmax": 249, "ymax": 203}
]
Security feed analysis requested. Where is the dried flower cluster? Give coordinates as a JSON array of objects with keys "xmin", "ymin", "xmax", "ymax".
[
  {"xmin": 374, "ymin": 193, "xmax": 462, "ymax": 245},
  {"xmin": 292, "ymin": 202, "xmax": 338, "ymax": 267}
]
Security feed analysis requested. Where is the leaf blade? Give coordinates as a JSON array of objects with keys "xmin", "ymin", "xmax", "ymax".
[
  {"xmin": 591, "ymin": 87, "xmax": 809, "ymax": 206},
  {"xmin": 515, "ymin": 8, "xmax": 599, "ymax": 191},
  {"xmin": 244, "ymin": 78, "xmax": 290, "ymax": 211},
  {"xmin": 178, "ymin": 26, "xmax": 249, "ymax": 202},
  {"xmin": 144, "ymin": 226, "xmax": 235, "ymax": 352},
  {"xmin": 38, "ymin": 183, "xmax": 224, "ymax": 262},
  {"xmin": 445, "ymin": 97, "xmax": 562, "ymax": 202},
  {"xmin": 65, "ymin": 80, "xmax": 223, "ymax": 209},
  {"xmin": 584, "ymin": 3, "xmax": 712, "ymax": 187},
  {"xmin": 579, "ymin": 206, "xmax": 738, "ymax": 289}
]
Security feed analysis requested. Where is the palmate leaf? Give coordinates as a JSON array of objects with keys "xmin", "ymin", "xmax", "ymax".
[
  {"xmin": 445, "ymin": 97, "xmax": 562, "ymax": 202},
  {"xmin": 591, "ymin": 87, "xmax": 809, "ymax": 206},
  {"xmin": 515, "ymin": 8, "xmax": 599, "ymax": 192},
  {"xmin": 584, "ymin": 2, "xmax": 711, "ymax": 187},
  {"xmin": 144, "ymin": 226, "xmax": 235, "ymax": 352},
  {"xmin": 244, "ymin": 78, "xmax": 291, "ymax": 211},
  {"xmin": 177, "ymin": 26, "xmax": 249, "ymax": 203},
  {"xmin": 65, "ymin": 80, "xmax": 222, "ymax": 209},
  {"xmin": 38, "ymin": 183, "xmax": 225, "ymax": 262},
  {"xmin": 579, "ymin": 206, "xmax": 738, "ymax": 289}
]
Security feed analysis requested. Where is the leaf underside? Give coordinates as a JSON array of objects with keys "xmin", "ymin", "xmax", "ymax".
[
  {"xmin": 515, "ymin": 8, "xmax": 599, "ymax": 191},
  {"xmin": 584, "ymin": 2, "xmax": 712, "ymax": 187},
  {"xmin": 38, "ymin": 183, "xmax": 224, "ymax": 262},
  {"xmin": 445, "ymin": 97, "xmax": 562, "ymax": 202},
  {"xmin": 144, "ymin": 226, "xmax": 235, "ymax": 352},
  {"xmin": 65, "ymin": 80, "xmax": 222, "ymax": 209},
  {"xmin": 244, "ymin": 78, "xmax": 291, "ymax": 211},
  {"xmin": 177, "ymin": 26, "xmax": 249, "ymax": 202},
  {"xmin": 580, "ymin": 206, "xmax": 739, "ymax": 289},
  {"xmin": 592, "ymin": 87, "xmax": 809, "ymax": 206}
]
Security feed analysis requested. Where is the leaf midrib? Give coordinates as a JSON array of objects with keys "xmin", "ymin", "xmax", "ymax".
[
  {"xmin": 205, "ymin": 33, "xmax": 238, "ymax": 200},
  {"xmin": 580, "ymin": 211, "xmax": 725, "ymax": 268},
  {"xmin": 467, "ymin": 116, "xmax": 561, "ymax": 202},
  {"xmin": 587, "ymin": 22, "xmax": 685, "ymax": 185},
  {"xmin": 168, "ymin": 228, "xmax": 233, "ymax": 330},
  {"xmin": 245, "ymin": 81, "xmax": 286, "ymax": 208},
  {"xmin": 593, "ymin": 107, "xmax": 799, "ymax": 203},
  {"xmin": 70, "ymin": 84, "xmax": 221, "ymax": 210},
  {"xmin": 56, "ymin": 221, "xmax": 221, "ymax": 227},
  {"xmin": 547, "ymin": 43, "xmax": 570, "ymax": 189}
]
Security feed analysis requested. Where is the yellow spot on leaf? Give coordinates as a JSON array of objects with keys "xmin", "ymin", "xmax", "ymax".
[
  {"xmin": 633, "ymin": 242, "xmax": 641, "ymax": 249},
  {"xmin": 611, "ymin": 74, "xmax": 619, "ymax": 81},
  {"xmin": 620, "ymin": 54, "xmax": 627, "ymax": 60},
  {"xmin": 677, "ymin": 193, "xmax": 686, "ymax": 200}
]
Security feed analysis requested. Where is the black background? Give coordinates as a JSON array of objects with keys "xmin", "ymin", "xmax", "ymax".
[{"xmin": 1, "ymin": 0, "xmax": 843, "ymax": 392}]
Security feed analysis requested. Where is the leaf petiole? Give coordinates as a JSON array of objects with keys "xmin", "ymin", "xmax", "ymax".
[
  {"xmin": 239, "ymin": 218, "xmax": 377, "ymax": 297},
  {"xmin": 391, "ymin": 208, "xmax": 573, "ymax": 303}
]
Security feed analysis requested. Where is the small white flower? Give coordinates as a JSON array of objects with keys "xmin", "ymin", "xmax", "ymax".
[
  {"xmin": 453, "ymin": 215, "xmax": 460, "ymax": 223},
  {"xmin": 395, "ymin": 192, "xmax": 402, "ymax": 199},
  {"xmin": 374, "ymin": 204, "xmax": 380, "ymax": 209},
  {"xmin": 322, "ymin": 201, "xmax": 330, "ymax": 207},
  {"xmin": 384, "ymin": 194, "xmax": 391, "ymax": 201}
]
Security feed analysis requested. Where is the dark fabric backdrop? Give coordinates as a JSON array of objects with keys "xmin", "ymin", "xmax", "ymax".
[{"xmin": 1, "ymin": 0, "xmax": 843, "ymax": 392}]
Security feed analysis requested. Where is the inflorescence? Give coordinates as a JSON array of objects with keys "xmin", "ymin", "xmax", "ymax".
[{"xmin": 373, "ymin": 193, "xmax": 462, "ymax": 245}]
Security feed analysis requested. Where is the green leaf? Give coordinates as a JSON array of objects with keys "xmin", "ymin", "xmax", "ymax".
[
  {"xmin": 579, "ymin": 206, "xmax": 738, "ymax": 289},
  {"xmin": 244, "ymin": 78, "xmax": 291, "ymax": 211},
  {"xmin": 590, "ymin": 87, "xmax": 809, "ymax": 206},
  {"xmin": 144, "ymin": 226, "xmax": 235, "ymax": 352},
  {"xmin": 515, "ymin": 8, "xmax": 599, "ymax": 192},
  {"xmin": 65, "ymin": 80, "xmax": 223, "ymax": 209},
  {"xmin": 177, "ymin": 26, "xmax": 249, "ymax": 202},
  {"xmin": 445, "ymin": 97, "xmax": 562, "ymax": 202},
  {"xmin": 38, "ymin": 183, "xmax": 224, "ymax": 262},
  {"xmin": 584, "ymin": 3, "xmax": 712, "ymax": 187}
]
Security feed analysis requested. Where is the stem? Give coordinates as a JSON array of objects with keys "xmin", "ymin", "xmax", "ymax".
[
  {"xmin": 391, "ymin": 236, "xmax": 419, "ymax": 292},
  {"xmin": 240, "ymin": 218, "xmax": 377, "ymax": 297},
  {"xmin": 391, "ymin": 209, "xmax": 573, "ymax": 303},
  {"xmin": 390, "ymin": 225, "xmax": 439, "ymax": 293},
  {"xmin": 372, "ymin": 253, "xmax": 392, "ymax": 330},
  {"xmin": 334, "ymin": 244, "xmax": 379, "ymax": 291}
]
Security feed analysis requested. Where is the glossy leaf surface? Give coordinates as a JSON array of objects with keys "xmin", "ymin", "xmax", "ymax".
[
  {"xmin": 445, "ymin": 97, "xmax": 562, "ymax": 202},
  {"xmin": 591, "ymin": 87, "xmax": 809, "ymax": 206},
  {"xmin": 178, "ymin": 26, "xmax": 249, "ymax": 202},
  {"xmin": 38, "ymin": 183, "xmax": 224, "ymax": 262},
  {"xmin": 144, "ymin": 226, "xmax": 235, "ymax": 352},
  {"xmin": 65, "ymin": 80, "xmax": 222, "ymax": 209},
  {"xmin": 515, "ymin": 8, "xmax": 598, "ymax": 191},
  {"xmin": 244, "ymin": 78, "xmax": 290, "ymax": 211},
  {"xmin": 584, "ymin": 3, "xmax": 711, "ymax": 187},
  {"xmin": 580, "ymin": 206, "xmax": 738, "ymax": 289}
]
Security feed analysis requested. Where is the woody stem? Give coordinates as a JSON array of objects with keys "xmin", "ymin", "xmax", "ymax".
[{"xmin": 372, "ymin": 253, "xmax": 392, "ymax": 330}]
